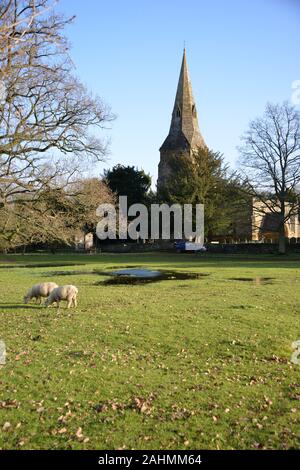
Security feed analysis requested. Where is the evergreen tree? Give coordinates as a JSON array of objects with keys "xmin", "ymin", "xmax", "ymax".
[
  {"xmin": 104, "ymin": 165, "xmax": 151, "ymax": 206},
  {"xmin": 159, "ymin": 147, "xmax": 245, "ymax": 240}
]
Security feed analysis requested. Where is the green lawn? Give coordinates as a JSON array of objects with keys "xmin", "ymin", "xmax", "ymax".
[{"xmin": 0, "ymin": 252, "xmax": 300, "ymax": 450}]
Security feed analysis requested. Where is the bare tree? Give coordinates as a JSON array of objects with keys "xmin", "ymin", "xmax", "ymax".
[
  {"xmin": 70, "ymin": 177, "xmax": 116, "ymax": 230},
  {"xmin": 239, "ymin": 102, "xmax": 300, "ymax": 254},
  {"xmin": 0, "ymin": 177, "xmax": 116, "ymax": 252},
  {"xmin": 0, "ymin": 0, "xmax": 114, "ymax": 250},
  {"xmin": 0, "ymin": 0, "xmax": 113, "ymax": 252}
]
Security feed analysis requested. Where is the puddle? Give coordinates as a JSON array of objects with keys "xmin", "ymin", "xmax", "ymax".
[
  {"xmin": 7, "ymin": 264, "xmax": 209, "ymax": 287},
  {"xmin": 230, "ymin": 277, "xmax": 273, "ymax": 285},
  {"xmin": 113, "ymin": 268, "xmax": 162, "ymax": 278},
  {"xmin": 99, "ymin": 269, "xmax": 209, "ymax": 285},
  {"xmin": 41, "ymin": 266, "xmax": 141, "ymax": 277}
]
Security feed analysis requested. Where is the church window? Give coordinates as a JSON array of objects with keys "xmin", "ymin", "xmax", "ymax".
[
  {"xmin": 176, "ymin": 107, "xmax": 181, "ymax": 118},
  {"xmin": 192, "ymin": 104, "xmax": 196, "ymax": 116}
]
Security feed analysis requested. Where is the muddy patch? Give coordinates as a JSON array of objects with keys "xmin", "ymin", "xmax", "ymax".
[
  {"xmin": 37, "ymin": 266, "xmax": 210, "ymax": 285},
  {"xmin": 41, "ymin": 266, "xmax": 141, "ymax": 277},
  {"xmin": 230, "ymin": 277, "xmax": 274, "ymax": 285},
  {"xmin": 98, "ymin": 269, "xmax": 210, "ymax": 285}
]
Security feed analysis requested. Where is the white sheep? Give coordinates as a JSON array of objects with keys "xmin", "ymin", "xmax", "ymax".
[
  {"xmin": 24, "ymin": 282, "xmax": 58, "ymax": 304},
  {"xmin": 45, "ymin": 285, "xmax": 78, "ymax": 309}
]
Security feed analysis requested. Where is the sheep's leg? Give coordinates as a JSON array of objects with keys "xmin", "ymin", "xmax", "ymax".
[
  {"xmin": 67, "ymin": 298, "xmax": 72, "ymax": 309},
  {"xmin": 73, "ymin": 296, "xmax": 77, "ymax": 308}
]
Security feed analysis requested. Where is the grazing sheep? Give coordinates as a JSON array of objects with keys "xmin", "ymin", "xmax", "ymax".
[
  {"xmin": 24, "ymin": 282, "xmax": 58, "ymax": 304},
  {"xmin": 45, "ymin": 285, "xmax": 78, "ymax": 309}
]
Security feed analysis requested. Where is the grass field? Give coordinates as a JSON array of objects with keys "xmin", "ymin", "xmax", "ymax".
[{"xmin": 0, "ymin": 251, "xmax": 300, "ymax": 450}]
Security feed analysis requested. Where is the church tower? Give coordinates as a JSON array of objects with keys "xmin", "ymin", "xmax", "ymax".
[{"xmin": 158, "ymin": 49, "xmax": 206, "ymax": 189}]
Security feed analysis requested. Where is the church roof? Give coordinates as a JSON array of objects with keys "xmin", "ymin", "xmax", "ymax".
[{"xmin": 160, "ymin": 49, "xmax": 206, "ymax": 152}]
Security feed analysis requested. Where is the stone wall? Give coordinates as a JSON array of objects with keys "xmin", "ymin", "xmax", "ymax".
[
  {"xmin": 206, "ymin": 243, "xmax": 300, "ymax": 254},
  {"xmin": 100, "ymin": 242, "xmax": 300, "ymax": 254},
  {"xmin": 99, "ymin": 241, "xmax": 174, "ymax": 253}
]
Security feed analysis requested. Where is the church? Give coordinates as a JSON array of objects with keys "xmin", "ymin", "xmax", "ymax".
[
  {"xmin": 157, "ymin": 50, "xmax": 300, "ymax": 243},
  {"xmin": 158, "ymin": 49, "xmax": 206, "ymax": 190}
]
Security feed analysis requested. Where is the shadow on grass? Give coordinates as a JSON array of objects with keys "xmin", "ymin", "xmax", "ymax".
[{"xmin": 0, "ymin": 303, "xmax": 42, "ymax": 310}]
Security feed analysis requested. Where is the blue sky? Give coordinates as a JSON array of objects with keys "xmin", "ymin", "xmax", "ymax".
[{"xmin": 59, "ymin": 0, "xmax": 300, "ymax": 186}]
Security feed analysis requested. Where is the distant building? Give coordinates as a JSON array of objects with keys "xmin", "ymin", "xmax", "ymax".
[
  {"xmin": 75, "ymin": 232, "xmax": 94, "ymax": 251},
  {"xmin": 158, "ymin": 49, "xmax": 206, "ymax": 190},
  {"xmin": 252, "ymin": 200, "xmax": 300, "ymax": 242}
]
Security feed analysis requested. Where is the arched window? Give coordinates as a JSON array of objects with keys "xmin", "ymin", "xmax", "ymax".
[
  {"xmin": 192, "ymin": 104, "xmax": 196, "ymax": 117},
  {"xmin": 176, "ymin": 107, "xmax": 181, "ymax": 118}
]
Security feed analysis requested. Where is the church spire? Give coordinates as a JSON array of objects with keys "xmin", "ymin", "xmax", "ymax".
[{"xmin": 160, "ymin": 49, "xmax": 206, "ymax": 152}]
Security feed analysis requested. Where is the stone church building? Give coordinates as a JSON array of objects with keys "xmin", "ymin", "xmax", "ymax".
[
  {"xmin": 158, "ymin": 49, "xmax": 206, "ymax": 189},
  {"xmin": 157, "ymin": 50, "xmax": 300, "ymax": 243}
]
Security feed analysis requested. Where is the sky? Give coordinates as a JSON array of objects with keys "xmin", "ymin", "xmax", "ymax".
[{"xmin": 58, "ymin": 0, "xmax": 300, "ymax": 186}]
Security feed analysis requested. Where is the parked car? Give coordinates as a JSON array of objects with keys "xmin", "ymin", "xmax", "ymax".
[{"xmin": 174, "ymin": 241, "xmax": 206, "ymax": 253}]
